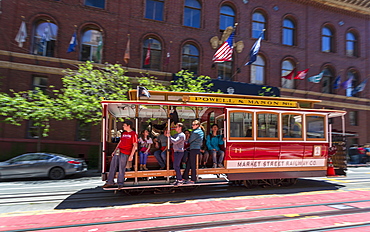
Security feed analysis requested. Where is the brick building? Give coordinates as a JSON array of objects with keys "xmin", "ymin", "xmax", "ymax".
[{"xmin": 0, "ymin": 0, "xmax": 370, "ymax": 164}]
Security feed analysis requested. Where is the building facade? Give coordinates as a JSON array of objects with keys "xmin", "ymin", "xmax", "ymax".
[{"xmin": 1, "ymin": 0, "xmax": 370, "ymax": 164}]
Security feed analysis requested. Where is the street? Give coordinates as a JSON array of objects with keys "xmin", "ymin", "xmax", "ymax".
[{"xmin": 0, "ymin": 167, "xmax": 370, "ymax": 231}]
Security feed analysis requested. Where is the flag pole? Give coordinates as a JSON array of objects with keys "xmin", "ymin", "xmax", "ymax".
[
  {"xmin": 231, "ymin": 29, "xmax": 265, "ymax": 80},
  {"xmin": 124, "ymin": 34, "xmax": 130, "ymax": 68}
]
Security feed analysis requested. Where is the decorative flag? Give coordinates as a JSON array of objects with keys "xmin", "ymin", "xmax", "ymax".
[
  {"xmin": 144, "ymin": 42, "xmax": 151, "ymax": 65},
  {"xmin": 138, "ymin": 86, "xmax": 151, "ymax": 98},
  {"xmin": 340, "ymin": 76, "xmax": 353, "ymax": 89},
  {"xmin": 124, "ymin": 35, "xmax": 130, "ymax": 64},
  {"xmin": 41, "ymin": 26, "xmax": 51, "ymax": 43},
  {"xmin": 282, "ymin": 68, "xmax": 296, "ymax": 80},
  {"xmin": 294, "ymin": 69, "xmax": 309, "ymax": 80},
  {"xmin": 15, "ymin": 21, "xmax": 27, "ymax": 47},
  {"xmin": 308, "ymin": 71, "xmax": 324, "ymax": 83},
  {"xmin": 352, "ymin": 78, "xmax": 368, "ymax": 95},
  {"xmin": 67, "ymin": 32, "xmax": 77, "ymax": 53},
  {"xmin": 245, "ymin": 30, "xmax": 264, "ymax": 66},
  {"xmin": 333, "ymin": 76, "xmax": 341, "ymax": 89},
  {"xmin": 96, "ymin": 39, "xmax": 103, "ymax": 61},
  {"xmin": 213, "ymin": 31, "xmax": 234, "ymax": 62}
]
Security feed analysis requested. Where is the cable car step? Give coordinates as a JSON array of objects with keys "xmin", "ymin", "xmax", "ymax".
[{"xmin": 103, "ymin": 176, "xmax": 229, "ymax": 190}]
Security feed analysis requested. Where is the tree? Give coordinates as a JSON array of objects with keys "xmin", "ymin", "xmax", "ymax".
[
  {"xmin": 170, "ymin": 70, "xmax": 215, "ymax": 93},
  {"xmin": 0, "ymin": 88, "xmax": 65, "ymax": 151},
  {"xmin": 0, "ymin": 62, "xmax": 217, "ymax": 139}
]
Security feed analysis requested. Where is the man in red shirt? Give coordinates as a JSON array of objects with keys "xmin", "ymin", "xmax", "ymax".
[{"xmin": 103, "ymin": 120, "xmax": 138, "ymax": 189}]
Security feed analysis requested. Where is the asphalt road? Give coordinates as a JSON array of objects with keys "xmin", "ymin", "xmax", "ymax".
[
  {"xmin": 0, "ymin": 167, "xmax": 369, "ymax": 214},
  {"xmin": 0, "ymin": 167, "xmax": 370, "ymax": 232}
]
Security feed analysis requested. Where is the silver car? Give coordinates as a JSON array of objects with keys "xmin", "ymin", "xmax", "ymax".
[{"xmin": 0, "ymin": 153, "xmax": 88, "ymax": 180}]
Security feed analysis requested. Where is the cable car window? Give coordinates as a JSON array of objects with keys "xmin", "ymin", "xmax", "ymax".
[
  {"xmin": 257, "ymin": 113, "xmax": 278, "ymax": 138},
  {"xmin": 282, "ymin": 114, "xmax": 302, "ymax": 138},
  {"xmin": 229, "ymin": 111, "xmax": 253, "ymax": 138},
  {"xmin": 306, "ymin": 115, "xmax": 325, "ymax": 139}
]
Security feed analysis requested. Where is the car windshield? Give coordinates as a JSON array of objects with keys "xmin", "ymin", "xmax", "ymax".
[
  {"xmin": 8, "ymin": 153, "xmax": 53, "ymax": 162},
  {"xmin": 48, "ymin": 153, "xmax": 76, "ymax": 160}
]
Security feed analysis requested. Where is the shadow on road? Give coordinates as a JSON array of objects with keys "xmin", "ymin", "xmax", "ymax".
[{"xmin": 55, "ymin": 178, "xmax": 344, "ymax": 210}]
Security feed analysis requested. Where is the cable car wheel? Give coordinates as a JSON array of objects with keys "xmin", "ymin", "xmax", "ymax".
[
  {"xmin": 153, "ymin": 187, "xmax": 176, "ymax": 194},
  {"xmin": 242, "ymin": 180, "xmax": 258, "ymax": 188},
  {"xmin": 281, "ymin": 178, "xmax": 298, "ymax": 186},
  {"xmin": 122, "ymin": 188, "xmax": 145, "ymax": 196},
  {"xmin": 180, "ymin": 185, "xmax": 199, "ymax": 192}
]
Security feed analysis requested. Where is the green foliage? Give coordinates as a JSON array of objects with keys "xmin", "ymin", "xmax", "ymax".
[
  {"xmin": 170, "ymin": 70, "xmax": 215, "ymax": 93},
  {"xmin": 258, "ymin": 86, "xmax": 277, "ymax": 97},
  {"xmin": 0, "ymin": 62, "xmax": 218, "ymax": 137},
  {"xmin": 57, "ymin": 62, "xmax": 131, "ymax": 124},
  {"xmin": 137, "ymin": 74, "xmax": 167, "ymax": 91},
  {"xmin": 0, "ymin": 87, "xmax": 64, "ymax": 137}
]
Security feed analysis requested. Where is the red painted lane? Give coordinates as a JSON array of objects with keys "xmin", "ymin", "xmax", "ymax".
[
  {"xmin": 44, "ymin": 211, "xmax": 370, "ymax": 232},
  {"xmin": 200, "ymin": 212, "xmax": 370, "ymax": 232},
  {"xmin": 1, "ymin": 190, "xmax": 370, "ymax": 231}
]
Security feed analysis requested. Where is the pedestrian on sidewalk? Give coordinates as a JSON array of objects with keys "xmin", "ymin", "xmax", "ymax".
[
  {"xmin": 166, "ymin": 123, "xmax": 186, "ymax": 186},
  {"xmin": 103, "ymin": 120, "xmax": 138, "ymax": 189},
  {"xmin": 183, "ymin": 120, "xmax": 204, "ymax": 184}
]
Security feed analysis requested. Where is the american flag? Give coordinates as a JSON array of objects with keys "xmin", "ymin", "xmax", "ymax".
[{"xmin": 213, "ymin": 31, "xmax": 234, "ymax": 62}]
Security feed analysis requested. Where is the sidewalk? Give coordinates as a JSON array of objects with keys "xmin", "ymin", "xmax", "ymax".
[
  {"xmin": 347, "ymin": 163, "xmax": 370, "ymax": 168},
  {"xmin": 81, "ymin": 169, "xmax": 101, "ymax": 177}
]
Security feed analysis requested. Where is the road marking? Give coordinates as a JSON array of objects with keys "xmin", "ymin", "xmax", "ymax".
[
  {"xmin": 284, "ymin": 214, "xmax": 300, "ymax": 217},
  {"xmin": 325, "ymin": 178, "xmax": 350, "ymax": 183}
]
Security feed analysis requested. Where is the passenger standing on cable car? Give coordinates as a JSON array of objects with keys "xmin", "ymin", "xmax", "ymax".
[
  {"xmin": 103, "ymin": 120, "xmax": 138, "ymax": 189},
  {"xmin": 166, "ymin": 123, "xmax": 186, "ymax": 186},
  {"xmin": 183, "ymin": 120, "xmax": 204, "ymax": 184},
  {"xmin": 206, "ymin": 124, "xmax": 225, "ymax": 168}
]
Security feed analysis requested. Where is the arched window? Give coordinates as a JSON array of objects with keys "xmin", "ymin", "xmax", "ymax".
[
  {"xmin": 182, "ymin": 43, "xmax": 199, "ymax": 74},
  {"xmin": 252, "ymin": 11, "xmax": 266, "ymax": 39},
  {"xmin": 32, "ymin": 21, "xmax": 58, "ymax": 57},
  {"xmin": 220, "ymin": 5, "xmax": 235, "ymax": 30},
  {"xmin": 145, "ymin": 0, "xmax": 164, "ymax": 21},
  {"xmin": 80, "ymin": 29, "xmax": 103, "ymax": 63},
  {"xmin": 346, "ymin": 70, "xmax": 358, "ymax": 97},
  {"xmin": 322, "ymin": 26, "xmax": 334, "ymax": 52},
  {"xmin": 282, "ymin": 18, "xmax": 295, "ymax": 46},
  {"xmin": 250, "ymin": 55, "xmax": 265, "ymax": 84},
  {"xmin": 322, "ymin": 67, "xmax": 334, "ymax": 94},
  {"xmin": 184, "ymin": 0, "xmax": 201, "ymax": 28},
  {"xmin": 142, "ymin": 38, "xmax": 162, "ymax": 71},
  {"xmin": 346, "ymin": 31, "xmax": 358, "ymax": 57},
  {"xmin": 281, "ymin": 60, "xmax": 294, "ymax": 89}
]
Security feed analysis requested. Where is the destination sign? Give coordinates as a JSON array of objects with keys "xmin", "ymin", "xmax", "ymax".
[{"xmin": 184, "ymin": 96, "xmax": 297, "ymax": 107}]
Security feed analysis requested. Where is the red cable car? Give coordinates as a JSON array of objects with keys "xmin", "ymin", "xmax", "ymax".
[{"xmin": 101, "ymin": 90, "xmax": 346, "ymax": 192}]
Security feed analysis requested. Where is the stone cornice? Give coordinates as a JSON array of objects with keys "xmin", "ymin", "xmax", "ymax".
[
  {"xmin": 0, "ymin": 50, "xmax": 173, "ymax": 78},
  {"xmin": 290, "ymin": 0, "xmax": 370, "ymax": 15},
  {"xmin": 313, "ymin": 0, "xmax": 370, "ymax": 14}
]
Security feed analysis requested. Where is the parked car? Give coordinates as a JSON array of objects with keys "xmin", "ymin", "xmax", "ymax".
[{"xmin": 0, "ymin": 153, "xmax": 87, "ymax": 180}]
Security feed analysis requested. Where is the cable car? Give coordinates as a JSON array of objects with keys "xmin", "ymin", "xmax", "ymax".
[{"xmin": 101, "ymin": 90, "xmax": 346, "ymax": 193}]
